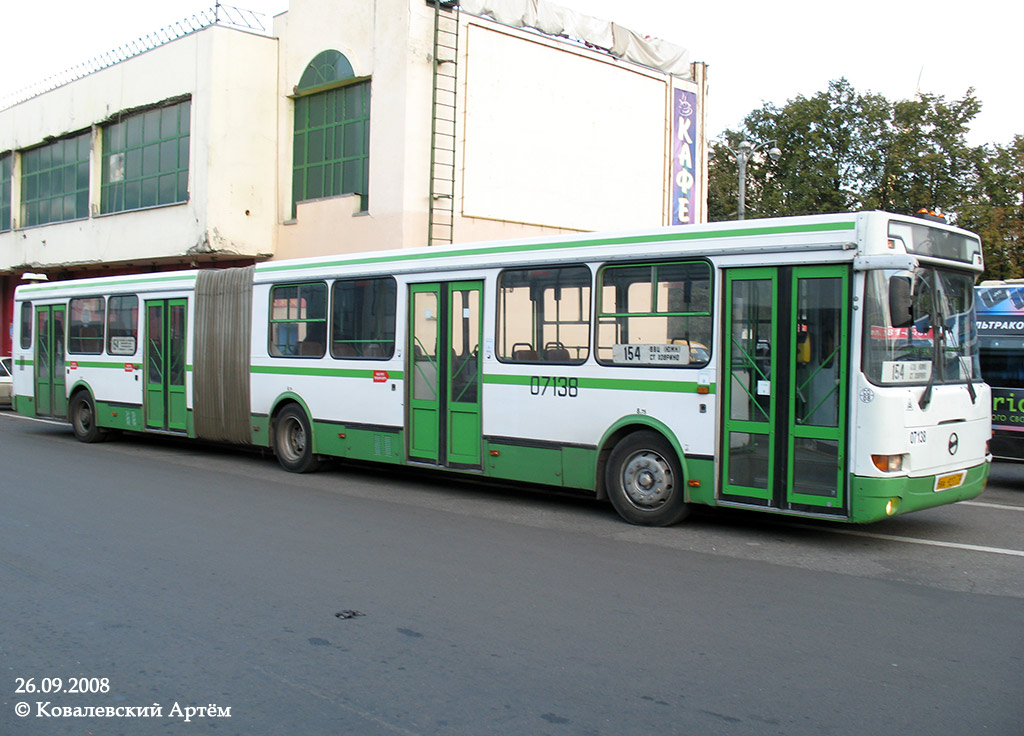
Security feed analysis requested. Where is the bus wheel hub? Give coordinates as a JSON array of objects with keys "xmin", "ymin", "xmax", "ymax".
[{"xmin": 622, "ymin": 452, "xmax": 672, "ymax": 507}]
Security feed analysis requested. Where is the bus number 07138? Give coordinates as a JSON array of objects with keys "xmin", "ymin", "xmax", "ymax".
[{"xmin": 529, "ymin": 376, "xmax": 578, "ymax": 397}]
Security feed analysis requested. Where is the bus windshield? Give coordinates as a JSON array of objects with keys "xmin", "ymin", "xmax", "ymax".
[{"xmin": 863, "ymin": 266, "xmax": 981, "ymax": 387}]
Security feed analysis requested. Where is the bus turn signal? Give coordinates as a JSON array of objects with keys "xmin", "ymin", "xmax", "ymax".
[{"xmin": 871, "ymin": 454, "xmax": 904, "ymax": 472}]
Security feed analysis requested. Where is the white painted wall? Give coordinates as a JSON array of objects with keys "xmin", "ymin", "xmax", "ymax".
[
  {"xmin": 274, "ymin": 0, "xmax": 702, "ymax": 260},
  {"xmin": 1, "ymin": 0, "xmax": 706, "ymax": 271},
  {"xmin": 273, "ymin": 0, "xmax": 411, "ymax": 260},
  {"xmin": 461, "ymin": 23, "xmax": 669, "ymax": 233},
  {"xmin": 0, "ymin": 27, "xmax": 278, "ymax": 271}
]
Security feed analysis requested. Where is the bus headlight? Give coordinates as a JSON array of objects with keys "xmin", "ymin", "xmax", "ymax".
[
  {"xmin": 871, "ymin": 454, "xmax": 904, "ymax": 473},
  {"xmin": 885, "ymin": 498, "xmax": 900, "ymax": 516}
]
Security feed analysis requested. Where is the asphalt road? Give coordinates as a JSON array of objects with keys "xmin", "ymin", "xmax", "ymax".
[{"xmin": 1, "ymin": 413, "xmax": 1021, "ymax": 735}]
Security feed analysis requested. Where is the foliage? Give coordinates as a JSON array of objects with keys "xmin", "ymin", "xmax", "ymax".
[
  {"xmin": 707, "ymin": 79, "xmax": 1022, "ymax": 278},
  {"xmin": 956, "ymin": 136, "xmax": 1024, "ymax": 279}
]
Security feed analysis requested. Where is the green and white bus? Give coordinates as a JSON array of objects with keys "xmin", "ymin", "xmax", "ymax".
[{"xmin": 11, "ymin": 211, "xmax": 991, "ymax": 525}]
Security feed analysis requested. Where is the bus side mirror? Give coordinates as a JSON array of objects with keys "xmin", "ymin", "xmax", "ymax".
[{"xmin": 889, "ymin": 275, "xmax": 914, "ymax": 328}]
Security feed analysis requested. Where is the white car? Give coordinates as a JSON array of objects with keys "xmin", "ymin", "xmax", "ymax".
[{"xmin": 0, "ymin": 357, "xmax": 12, "ymax": 407}]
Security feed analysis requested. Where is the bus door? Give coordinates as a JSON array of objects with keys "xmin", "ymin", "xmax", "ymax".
[
  {"xmin": 34, "ymin": 304, "xmax": 67, "ymax": 418},
  {"xmin": 145, "ymin": 299, "xmax": 188, "ymax": 431},
  {"xmin": 721, "ymin": 265, "xmax": 850, "ymax": 513},
  {"xmin": 407, "ymin": 281, "xmax": 483, "ymax": 468}
]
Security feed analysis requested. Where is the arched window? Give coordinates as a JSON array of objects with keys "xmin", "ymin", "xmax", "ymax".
[
  {"xmin": 296, "ymin": 50, "xmax": 355, "ymax": 92},
  {"xmin": 293, "ymin": 51, "xmax": 370, "ymax": 213}
]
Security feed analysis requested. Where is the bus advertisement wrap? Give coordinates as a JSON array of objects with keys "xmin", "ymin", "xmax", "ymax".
[
  {"xmin": 976, "ymin": 283, "xmax": 1024, "ymax": 457},
  {"xmin": 992, "ymin": 388, "xmax": 1024, "ymax": 433},
  {"xmin": 977, "ymin": 285, "xmax": 1024, "ymax": 334}
]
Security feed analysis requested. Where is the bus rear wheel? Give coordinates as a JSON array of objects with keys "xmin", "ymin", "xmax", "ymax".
[
  {"xmin": 274, "ymin": 405, "xmax": 321, "ymax": 473},
  {"xmin": 70, "ymin": 392, "xmax": 108, "ymax": 444},
  {"xmin": 606, "ymin": 431, "xmax": 690, "ymax": 526}
]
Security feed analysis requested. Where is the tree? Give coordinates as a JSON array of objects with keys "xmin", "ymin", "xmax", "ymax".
[
  {"xmin": 957, "ymin": 136, "xmax": 1024, "ymax": 279},
  {"xmin": 709, "ymin": 79, "xmax": 983, "ymax": 220},
  {"xmin": 870, "ymin": 91, "xmax": 982, "ymax": 214},
  {"xmin": 708, "ymin": 79, "xmax": 1022, "ymax": 277},
  {"xmin": 709, "ymin": 79, "xmax": 891, "ymax": 220}
]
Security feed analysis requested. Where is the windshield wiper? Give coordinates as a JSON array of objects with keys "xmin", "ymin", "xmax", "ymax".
[
  {"xmin": 918, "ymin": 369, "xmax": 936, "ymax": 410},
  {"xmin": 918, "ymin": 274, "xmax": 977, "ymax": 410},
  {"xmin": 943, "ymin": 319, "xmax": 978, "ymax": 404}
]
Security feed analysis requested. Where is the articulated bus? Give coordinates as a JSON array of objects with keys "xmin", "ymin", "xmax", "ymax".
[
  {"xmin": 976, "ymin": 281, "xmax": 1024, "ymax": 460},
  {"xmin": 11, "ymin": 211, "xmax": 991, "ymax": 525}
]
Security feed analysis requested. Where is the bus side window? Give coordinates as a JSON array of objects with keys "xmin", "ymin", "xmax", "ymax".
[
  {"xmin": 20, "ymin": 302, "xmax": 32, "ymax": 349},
  {"xmin": 596, "ymin": 260, "xmax": 712, "ymax": 367},
  {"xmin": 497, "ymin": 265, "xmax": 591, "ymax": 365},
  {"xmin": 330, "ymin": 277, "xmax": 397, "ymax": 359},
  {"xmin": 269, "ymin": 282, "xmax": 327, "ymax": 358}
]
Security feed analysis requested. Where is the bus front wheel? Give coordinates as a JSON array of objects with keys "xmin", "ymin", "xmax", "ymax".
[
  {"xmin": 70, "ymin": 392, "xmax": 108, "ymax": 444},
  {"xmin": 606, "ymin": 431, "xmax": 690, "ymax": 526},
  {"xmin": 274, "ymin": 405, "xmax": 321, "ymax": 473}
]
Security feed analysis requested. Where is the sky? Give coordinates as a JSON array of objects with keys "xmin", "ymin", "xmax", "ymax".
[{"xmin": 2, "ymin": 0, "xmax": 1020, "ymax": 147}]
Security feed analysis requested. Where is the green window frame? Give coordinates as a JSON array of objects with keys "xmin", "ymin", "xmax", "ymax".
[
  {"xmin": 596, "ymin": 260, "xmax": 713, "ymax": 367},
  {"xmin": 20, "ymin": 132, "xmax": 91, "ymax": 228},
  {"xmin": 292, "ymin": 51, "xmax": 369, "ymax": 215},
  {"xmin": 1, "ymin": 152, "xmax": 12, "ymax": 232},
  {"xmin": 269, "ymin": 282, "xmax": 328, "ymax": 358},
  {"xmin": 330, "ymin": 277, "xmax": 397, "ymax": 359},
  {"xmin": 69, "ymin": 297, "xmax": 106, "ymax": 355},
  {"xmin": 101, "ymin": 99, "xmax": 191, "ymax": 214}
]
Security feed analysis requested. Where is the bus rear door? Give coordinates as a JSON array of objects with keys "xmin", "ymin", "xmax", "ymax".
[
  {"xmin": 34, "ymin": 304, "xmax": 67, "ymax": 418},
  {"xmin": 407, "ymin": 281, "xmax": 483, "ymax": 468},
  {"xmin": 145, "ymin": 299, "xmax": 188, "ymax": 431}
]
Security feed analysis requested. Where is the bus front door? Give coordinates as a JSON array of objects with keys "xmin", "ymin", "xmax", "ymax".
[
  {"xmin": 34, "ymin": 304, "xmax": 67, "ymax": 418},
  {"xmin": 145, "ymin": 299, "xmax": 188, "ymax": 431},
  {"xmin": 407, "ymin": 281, "xmax": 483, "ymax": 468},
  {"xmin": 721, "ymin": 265, "xmax": 850, "ymax": 513}
]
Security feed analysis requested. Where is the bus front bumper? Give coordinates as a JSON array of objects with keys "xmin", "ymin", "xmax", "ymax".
[{"xmin": 850, "ymin": 460, "xmax": 991, "ymax": 523}]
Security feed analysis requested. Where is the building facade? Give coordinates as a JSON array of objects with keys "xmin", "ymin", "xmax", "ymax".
[{"xmin": 0, "ymin": 0, "xmax": 708, "ymax": 357}]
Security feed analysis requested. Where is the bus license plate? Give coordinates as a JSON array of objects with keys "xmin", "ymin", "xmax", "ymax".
[{"xmin": 934, "ymin": 472, "xmax": 965, "ymax": 492}]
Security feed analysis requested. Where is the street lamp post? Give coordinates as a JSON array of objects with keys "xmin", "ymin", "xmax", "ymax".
[{"xmin": 728, "ymin": 139, "xmax": 782, "ymax": 220}]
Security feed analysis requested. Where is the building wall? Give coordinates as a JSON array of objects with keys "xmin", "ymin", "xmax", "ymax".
[
  {"xmin": 1, "ymin": 0, "xmax": 705, "ymax": 268},
  {"xmin": 273, "ymin": 0, "xmax": 705, "ymax": 259},
  {"xmin": 0, "ymin": 26, "xmax": 278, "ymax": 274},
  {"xmin": 202, "ymin": 27, "xmax": 280, "ymax": 260},
  {"xmin": 274, "ymin": 0, "xmax": 408, "ymax": 259},
  {"xmin": 0, "ymin": 0, "xmax": 708, "ymax": 355}
]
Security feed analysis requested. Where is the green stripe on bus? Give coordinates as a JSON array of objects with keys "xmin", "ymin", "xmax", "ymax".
[
  {"xmin": 483, "ymin": 373, "xmax": 715, "ymax": 394},
  {"xmin": 18, "ymin": 273, "xmax": 196, "ymax": 293},
  {"xmin": 258, "ymin": 221, "xmax": 857, "ymax": 274},
  {"xmin": 251, "ymin": 365, "xmax": 405, "ymax": 380},
  {"xmin": 69, "ymin": 360, "xmax": 136, "ymax": 369}
]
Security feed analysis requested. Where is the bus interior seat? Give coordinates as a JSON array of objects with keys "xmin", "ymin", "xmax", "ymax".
[{"xmin": 512, "ymin": 342, "xmax": 539, "ymax": 361}]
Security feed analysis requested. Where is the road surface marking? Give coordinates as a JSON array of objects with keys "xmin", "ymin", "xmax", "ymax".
[
  {"xmin": 2, "ymin": 413, "xmax": 67, "ymax": 426},
  {"xmin": 789, "ymin": 523, "xmax": 1024, "ymax": 557},
  {"xmin": 960, "ymin": 500, "xmax": 1024, "ymax": 512}
]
